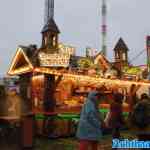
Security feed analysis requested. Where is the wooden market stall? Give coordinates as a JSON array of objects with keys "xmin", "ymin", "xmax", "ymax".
[{"xmin": 7, "ymin": 0, "xmax": 150, "ymax": 137}]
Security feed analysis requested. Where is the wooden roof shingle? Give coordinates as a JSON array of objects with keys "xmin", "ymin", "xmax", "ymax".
[
  {"xmin": 41, "ymin": 18, "xmax": 60, "ymax": 33},
  {"xmin": 114, "ymin": 38, "xmax": 129, "ymax": 52}
]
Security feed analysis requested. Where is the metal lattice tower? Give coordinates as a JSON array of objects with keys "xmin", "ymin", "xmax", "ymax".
[
  {"xmin": 101, "ymin": 0, "xmax": 107, "ymax": 56},
  {"xmin": 44, "ymin": 0, "xmax": 54, "ymax": 24}
]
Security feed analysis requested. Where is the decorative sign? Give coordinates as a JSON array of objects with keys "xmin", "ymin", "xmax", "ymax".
[
  {"xmin": 59, "ymin": 43, "xmax": 76, "ymax": 56},
  {"xmin": 39, "ymin": 52, "xmax": 71, "ymax": 67},
  {"xmin": 86, "ymin": 47, "xmax": 98, "ymax": 57}
]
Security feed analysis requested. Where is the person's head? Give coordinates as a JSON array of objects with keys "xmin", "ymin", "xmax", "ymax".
[
  {"xmin": 141, "ymin": 93, "xmax": 149, "ymax": 100},
  {"xmin": 113, "ymin": 92, "xmax": 124, "ymax": 104},
  {"xmin": 87, "ymin": 91, "xmax": 105, "ymax": 105}
]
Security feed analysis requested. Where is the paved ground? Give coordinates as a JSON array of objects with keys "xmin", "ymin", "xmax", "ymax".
[
  {"xmin": 34, "ymin": 136, "xmax": 112, "ymax": 150},
  {"xmin": 0, "ymin": 137, "xmax": 111, "ymax": 150},
  {"xmin": 0, "ymin": 131, "xmax": 138, "ymax": 150}
]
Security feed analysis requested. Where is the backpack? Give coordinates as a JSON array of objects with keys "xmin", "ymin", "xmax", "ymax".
[{"xmin": 131, "ymin": 100, "xmax": 150, "ymax": 128}]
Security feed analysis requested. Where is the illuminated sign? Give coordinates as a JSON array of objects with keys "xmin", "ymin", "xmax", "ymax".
[
  {"xmin": 59, "ymin": 43, "xmax": 76, "ymax": 56},
  {"xmin": 38, "ymin": 52, "xmax": 71, "ymax": 67},
  {"xmin": 86, "ymin": 47, "xmax": 98, "ymax": 57}
]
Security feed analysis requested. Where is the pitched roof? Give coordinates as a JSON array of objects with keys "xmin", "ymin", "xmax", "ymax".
[
  {"xmin": 41, "ymin": 18, "xmax": 60, "ymax": 33},
  {"xmin": 114, "ymin": 38, "xmax": 129, "ymax": 52},
  {"xmin": 19, "ymin": 45, "xmax": 38, "ymax": 66},
  {"xmin": 7, "ymin": 47, "xmax": 35, "ymax": 75}
]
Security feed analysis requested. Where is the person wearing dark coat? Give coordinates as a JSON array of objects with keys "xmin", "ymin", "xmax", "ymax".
[
  {"xmin": 131, "ymin": 93, "xmax": 150, "ymax": 142},
  {"xmin": 109, "ymin": 93, "xmax": 124, "ymax": 139},
  {"xmin": 76, "ymin": 91, "xmax": 105, "ymax": 150}
]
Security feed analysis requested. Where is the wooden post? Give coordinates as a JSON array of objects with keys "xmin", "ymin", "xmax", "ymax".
[
  {"xmin": 43, "ymin": 74, "xmax": 56, "ymax": 112},
  {"xmin": 19, "ymin": 73, "xmax": 32, "ymax": 113}
]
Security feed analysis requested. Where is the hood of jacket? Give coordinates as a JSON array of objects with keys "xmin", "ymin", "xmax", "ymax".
[{"xmin": 87, "ymin": 91, "xmax": 104, "ymax": 107}]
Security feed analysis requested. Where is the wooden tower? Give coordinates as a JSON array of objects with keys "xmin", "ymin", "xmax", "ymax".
[
  {"xmin": 113, "ymin": 38, "xmax": 129, "ymax": 71},
  {"xmin": 41, "ymin": 0, "xmax": 60, "ymax": 52}
]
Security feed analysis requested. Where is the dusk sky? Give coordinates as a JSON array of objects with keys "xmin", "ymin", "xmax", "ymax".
[{"xmin": 0, "ymin": 0, "xmax": 149, "ymax": 75}]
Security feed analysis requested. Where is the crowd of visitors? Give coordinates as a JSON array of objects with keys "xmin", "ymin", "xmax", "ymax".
[
  {"xmin": 76, "ymin": 84, "xmax": 150, "ymax": 150},
  {"xmin": 0, "ymin": 83, "xmax": 150, "ymax": 150}
]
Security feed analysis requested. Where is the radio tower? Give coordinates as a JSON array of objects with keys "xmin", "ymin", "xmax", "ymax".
[{"xmin": 101, "ymin": 0, "xmax": 107, "ymax": 56}]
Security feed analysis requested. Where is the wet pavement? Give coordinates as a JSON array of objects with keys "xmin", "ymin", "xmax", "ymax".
[
  {"xmin": 0, "ymin": 131, "xmax": 138, "ymax": 150},
  {"xmin": 0, "ymin": 137, "xmax": 111, "ymax": 150}
]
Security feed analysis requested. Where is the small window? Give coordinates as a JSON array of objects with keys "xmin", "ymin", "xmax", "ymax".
[
  {"xmin": 44, "ymin": 37, "xmax": 48, "ymax": 45},
  {"xmin": 123, "ymin": 53, "xmax": 126, "ymax": 60},
  {"xmin": 116, "ymin": 52, "xmax": 120, "ymax": 59},
  {"xmin": 53, "ymin": 36, "xmax": 56, "ymax": 47}
]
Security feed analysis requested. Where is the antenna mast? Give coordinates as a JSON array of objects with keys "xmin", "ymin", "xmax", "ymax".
[{"xmin": 101, "ymin": 0, "xmax": 107, "ymax": 56}]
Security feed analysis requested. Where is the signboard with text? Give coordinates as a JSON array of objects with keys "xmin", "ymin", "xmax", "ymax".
[
  {"xmin": 38, "ymin": 52, "xmax": 71, "ymax": 67},
  {"xmin": 59, "ymin": 43, "xmax": 76, "ymax": 56}
]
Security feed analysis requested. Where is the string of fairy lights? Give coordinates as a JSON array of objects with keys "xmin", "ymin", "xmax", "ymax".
[
  {"xmin": 34, "ymin": 67, "xmax": 150, "ymax": 87},
  {"xmin": 8, "ymin": 48, "xmax": 150, "ymax": 88}
]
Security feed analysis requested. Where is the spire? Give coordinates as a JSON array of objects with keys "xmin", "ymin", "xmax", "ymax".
[
  {"xmin": 114, "ymin": 38, "xmax": 129, "ymax": 52},
  {"xmin": 41, "ymin": 0, "xmax": 60, "ymax": 51},
  {"xmin": 42, "ymin": 0, "xmax": 60, "ymax": 33},
  {"xmin": 114, "ymin": 38, "xmax": 129, "ymax": 69},
  {"xmin": 44, "ymin": 0, "xmax": 54, "ymax": 24},
  {"xmin": 41, "ymin": 19, "xmax": 60, "ymax": 34}
]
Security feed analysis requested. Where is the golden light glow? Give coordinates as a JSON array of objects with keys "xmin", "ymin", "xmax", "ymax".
[
  {"xmin": 8, "ymin": 47, "xmax": 33, "ymax": 75},
  {"xmin": 59, "ymin": 43, "xmax": 76, "ymax": 56},
  {"xmin": 38, "ymin": 52, "xmax": 70, "ymax": 67},
  {"xmin": 32, "ymin": 75, "xmax": 44, "ymax": 81},
  {"xmin": 9, "ymin": 66, "xmax": 32, "ymax": 75},
  {"xmin": 34, "ymin": 67, "xmax": 150, "ymax": 87}
]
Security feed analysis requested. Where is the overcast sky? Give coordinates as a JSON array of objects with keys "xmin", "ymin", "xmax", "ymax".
[{"xmin": 0, "ymin": 0, "xmax": 149, "ymax": 75}]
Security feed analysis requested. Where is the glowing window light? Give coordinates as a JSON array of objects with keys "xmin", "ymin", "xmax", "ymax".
[{"xmin": 32, "ymin": 75, "xmax": 44, "ymax": 81}]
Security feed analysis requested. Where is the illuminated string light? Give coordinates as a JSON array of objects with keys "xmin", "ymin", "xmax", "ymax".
[
  {"xmin": 34, "ymin": 67, "xmax": 150, "ymax": 87},
  {"xmin": 8, "ymin": 47, "xmax": 33, "ymax": 75},
  {"xmin": 10, "ymin": 67, "xmax": 33, "ymax": 75},
  {"xmin": 8, "ymin": 48, "xmax": 150, "ymax": 87},
  {"xmin": 58, "ymin": 43, "xmax": 76, "ymax": 56}
]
